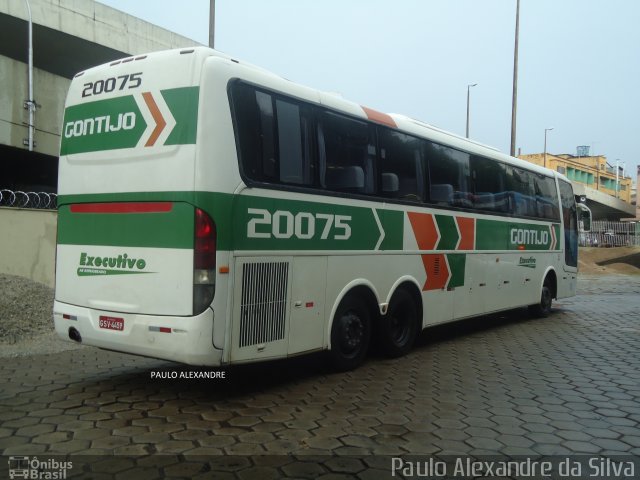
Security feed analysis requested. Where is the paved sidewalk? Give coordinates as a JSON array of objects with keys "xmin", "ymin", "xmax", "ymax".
[{"xmin": 1, "ymin": 274, "xmax": 639, "ymax": 478}]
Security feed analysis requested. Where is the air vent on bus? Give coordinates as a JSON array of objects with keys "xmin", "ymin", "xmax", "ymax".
[
  {"xmin": 239, "ymin": 262, "xmax": 289, "ymax": 348},
  {"xmin": 434, "ymin": 256, "xmax": 441, "ymax": 276}
]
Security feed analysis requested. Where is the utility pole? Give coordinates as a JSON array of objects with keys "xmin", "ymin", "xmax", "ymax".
[
  {"xmin": 544, "ymin": 128, "xmax": 553, "ymax": 168},
  {"xmin": 466, "ymin": 83, "xmax": 477, "ymax": 138},
  {"xmin": 510, "ymin": 0, "xmax": 520, "ymax": 157},
  {"xmin": 24, "ymin": 0, "xmax": 35, "ymax": 151},
  {"xmin": 209, "ymin": 0, "xmax": 215, "ymax": 48},
  {"xmin": 615, "ymin": 159, "xmax": 619, "ymax": 198}
]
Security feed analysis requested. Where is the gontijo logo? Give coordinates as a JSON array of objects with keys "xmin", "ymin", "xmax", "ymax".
[
  {"xmin": 510, "ymin": 228, "xmax": 549, "ymax": 246},
  {"xmin": 77, "ymin": 252, "xmax": 152, "ymax": 277},
  {"xmin": 64, "ymin": 112, "xmax": 136, "ymax": 138},
  {"xmin": 60, "ymin": 86, "xmax": 199, "ymax": 155},
  {"xmin": 509, "ymin": 225, "xmax": 558, "ymax": 250}
]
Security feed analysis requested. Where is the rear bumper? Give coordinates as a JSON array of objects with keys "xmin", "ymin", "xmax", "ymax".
[{"xmin": 53, "ymin": 301, "xmax": 222, "ymax": 366}]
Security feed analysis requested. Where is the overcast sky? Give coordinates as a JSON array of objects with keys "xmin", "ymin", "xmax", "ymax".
[{"xmin": 99, "ymin": 0, "xmax": 639, "ymax": 183}]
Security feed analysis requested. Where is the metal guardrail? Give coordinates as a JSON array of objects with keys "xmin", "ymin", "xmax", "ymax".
[
  {"xmin": 580, "ymin": 220, "xmax": 640, "ymax": 247},
  {"xmin": 0, "ymin": 189, "xmax": 57, "ymax": 210}
]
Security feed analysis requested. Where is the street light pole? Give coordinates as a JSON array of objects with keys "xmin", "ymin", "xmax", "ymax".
[
  {"xmin": 510, "ymin": 0, "xmax": 520, "ymax": 157},
  {"xmin": 615, "ymin": 159, "xmax": 619, "ymax": 198},
  {"xmin": 543, "ymin": 127, "xmax": 553, "ymax": 168},
  {"xmin": 24, "ymin": 0, "xmax": 34, "ymax": 151},
  {"xmin": 466, "ymin": 83, "xmax": 477, "ymax": 138},
  {"xmin": 209, "ymin": 0, "xmax": 215, "ymax": 48}
]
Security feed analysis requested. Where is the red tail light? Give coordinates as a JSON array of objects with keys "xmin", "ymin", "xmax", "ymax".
[
  {"xmin": 195, "ymin": 208, "xmax": 216, "ymax": 269},
  {"xmin": 193, "ymin": 208, "xmax": 216, "ymax": 315}
]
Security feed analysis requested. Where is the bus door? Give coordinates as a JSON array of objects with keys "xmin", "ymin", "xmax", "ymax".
[
  {"xmin": 557, "ymin": 181, "xmax": 578, "ymax": 297},
  {"xmin": 559, "ymin": 181, "xmax": 578, "ymax": 270}
]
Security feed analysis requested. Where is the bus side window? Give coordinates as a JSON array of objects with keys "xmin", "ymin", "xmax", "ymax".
[
  {"xmin": 232, "ymin": 83, "xmax": 269, "ymax": 181},
  {"xmin": 232, "ymin": 82, "xmax": 314, "ymax": 188},
  {"xmin": 318, "ymin": 111, "xmax": 375, "ymax": 194},
  {"xmin": 506, "ymin": 166, "xmax": 536, "ymax": 217},
  {"xmin": 470, "ymin": 155, "xmax": 507, "ymax": 213},
  {"xmin": 231, "ymin": 83, "xmax": 278, "ymax": 183},
  {"xmin": 426, "ymin": 142, "xmax": 471, "ymax": 208},
  {"xmin": 275, "ymin": 99, "xmax": 313, "ymax": 186},
  {"xmin": 378, "ymin": 128, "xmax": 425, "ymax": 202},
  {"xmin": 533, "ymin": 174, "xmax": 560, "ymax": 221},
  {"xmin": 255, "ymin": 91, "xmax": 277, "ymax": 180}
]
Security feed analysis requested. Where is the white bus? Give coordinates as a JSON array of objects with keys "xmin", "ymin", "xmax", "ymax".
[{"xmin": 54, "ymin": 47, "xmax": 578, "ymax": 371}]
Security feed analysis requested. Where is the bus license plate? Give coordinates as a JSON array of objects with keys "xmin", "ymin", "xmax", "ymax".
[{"xmin": 99, "ymin": 316, "xmax": 124, "ymax": 331}]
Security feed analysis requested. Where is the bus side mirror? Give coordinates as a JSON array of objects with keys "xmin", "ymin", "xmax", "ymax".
[{"xmin": 577, "ymin": 204, "xmax": 592, "ymax": 232}]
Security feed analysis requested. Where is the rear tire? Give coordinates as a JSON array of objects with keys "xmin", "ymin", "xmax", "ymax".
[
  {"xmin": 377, "ymin": 289, "xmax": 419, "ymax": 358},
  {"xmin": 529, "ymin": 279, "xmax": 553, "ymax": 318},
  {"xmin": 328, "ymin": 295, "xmax": 371, "ymax": 371}
]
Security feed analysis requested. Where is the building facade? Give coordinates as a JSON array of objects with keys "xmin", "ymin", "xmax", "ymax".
[
  {"xmin": 1, "ymin": 0, "xmax": 199, "ymax": 193},
  {"xmin": 519, "ymin": 152, "xmax": 633, "ymax": 204}
]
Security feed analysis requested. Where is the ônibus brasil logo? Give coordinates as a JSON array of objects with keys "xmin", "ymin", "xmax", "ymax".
[{"xmin": 77, "ymin": 252, "xmax": 153, "ymax": 277}]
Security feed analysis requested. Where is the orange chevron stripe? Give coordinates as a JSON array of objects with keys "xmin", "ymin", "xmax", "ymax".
[
  {"xmin": 421, "ymin": 254, "xmax": 450, "ymax": 291},
  {"xmin": 408, "ymin": 212, "xmax": 439, "ymax": 250},
  {"xmin": 361, "ymin": 106, "xmax": 397, "ymax": 128},
  {"xmin": 456, "ymin": 217, "xmax": 475, "ymax": 250},
  {"xmin": 142, "ymin": 92, "xmax": 166, "ymax": 147}
]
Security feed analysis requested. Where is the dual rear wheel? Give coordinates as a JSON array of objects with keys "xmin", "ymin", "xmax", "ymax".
[{"xmin": 328, "ymin": 288, "xmax": 419, "ymax": 371}]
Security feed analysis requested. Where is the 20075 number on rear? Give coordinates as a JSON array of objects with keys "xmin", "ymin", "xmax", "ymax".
[{"xmin": 81, "ymin": 73, "xmax": 143, "ymax": 98}]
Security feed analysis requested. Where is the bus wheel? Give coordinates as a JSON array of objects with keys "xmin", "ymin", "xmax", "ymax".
[
  {"xmin": 529, "ymin": 279, "xmax": 553, "ymax": 318},
  {"xmin": 378, "ymin": 288, "xmax": 418, "ymax": 358},
  {"xmin": 328, "ymin": 295, "xmax": 371, "ymax": 371}
]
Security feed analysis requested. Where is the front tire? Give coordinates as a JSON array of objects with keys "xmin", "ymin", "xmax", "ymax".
[
  {"xmin": 529, "ymin": 281, "xmax": 553, "ymax": 318},
  {"xmin": 328, "ymin": 296, "xmax": 371, "ymax": 371},
  {"xmin": 377, "ymin": 289, "xmax": 419, "ymax": 358}
]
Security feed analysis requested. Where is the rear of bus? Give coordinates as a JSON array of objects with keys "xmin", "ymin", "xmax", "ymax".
[{"xmin": 54, "ymin": 48, "xmax": 224, "ymax": 365}]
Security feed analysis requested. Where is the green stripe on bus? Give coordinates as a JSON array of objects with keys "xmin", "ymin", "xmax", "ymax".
[
  {"xmin": 57, "ymin": 191, "xmax": 560, "ymax": 252},
  {"xmin": 60, "ymin": 87, "xmax": 199, "ymax": 156},
  {"xmin": 377, "ymin": 209, "xmax": 403, "ymax": 251},
  {"xmin": 435, "ymin": 215, "xmax": 458, "ymax": 250},
  {"xmin": 446, "ymin": 254, "xmax": 466, "ymax": 288},
  {"xmin": 162, "ymin": 86, "xmax": 199, "ymax": 145},
  {"xmin": 476, "ymin": 219, "xmax": 557, "ymax": 251},
  {"xmin": 57, "ymin": 202, "xmax": 194, "ymax": 249},
  {"xmin": 230, "ymin": 195, "xmax": 384, "ymax": 251},
  {"xmin": 60, "ymin": 96, "xmax": 147, "ymax": 155}
]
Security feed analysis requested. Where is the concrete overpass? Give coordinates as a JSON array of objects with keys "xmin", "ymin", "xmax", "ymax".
[
  {"xmin": 571, "ymin": 182, "xmax": 635, "ymax": 221},
  {"xmin": 0, "ymin": 0, "xmax": 201, "ymax": 191}
]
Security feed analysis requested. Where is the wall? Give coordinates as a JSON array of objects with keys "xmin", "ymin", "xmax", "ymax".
[
  {"xmin": 1, "ymin": 0, "xmax": 200, "ymax": 155},
  {"xmin": 0, "ymin": 207, "xmax": 56, "ymax": 287},
  {"xmin": 0, "ymin": 56, "xmax": 70, "ymax": 157},
  {"xmin": 4, "ymin": 0, "xmax": 199, "ymax": 56}
]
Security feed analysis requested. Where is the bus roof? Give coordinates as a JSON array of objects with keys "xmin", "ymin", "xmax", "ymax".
[{"xmin": 72, "ymin": 46, "xmax": 561, "ymax": 182}]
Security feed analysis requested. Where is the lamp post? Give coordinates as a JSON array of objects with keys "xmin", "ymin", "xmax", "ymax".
[
  {"xmin": 615, "ymin": 159, "xmax": 619, "ymax": 198},
  {"xmin": 209, "ymin": 0, "xmax": 215, "ymax": 48},
  {"xmin": 466, "ymin": 83, "xmax": 477, "ymax": 138},
  {"xmin": 24, "ymin": 0, "xmax": 34, "ymax": 151},
  {"xmin": 510, "ymin": 0, "xmax": 520, "ymax": 156},
  {"xmin": 543, "ymin": 127, "xmax": 553, "ymax": 168}
]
